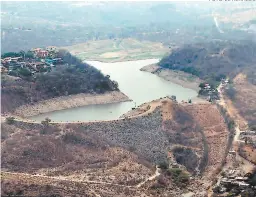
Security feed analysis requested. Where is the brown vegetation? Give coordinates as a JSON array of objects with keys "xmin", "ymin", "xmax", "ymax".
[
  {"xmin": 232, "ymin": 73, "xmax": 256, "ymax": 128},
  {"xmin": 1, "ymin": 98, "xmax": 229, "ymax": 196},
  {"xmin": 239, "ymin": 144, "xmax": 256, "ymax": 165}
]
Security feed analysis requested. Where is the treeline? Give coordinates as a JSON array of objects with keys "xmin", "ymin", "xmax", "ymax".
[
  {"xmin": 1, "ymin": 51, "xmax": 34, "ymax": 59},
  {"xmin": 1, "ymin": 52, "xmax": 22, "ymax": 58},
  {"xmin": 160, "ymin": 63, "xmax": 201, "ymax": 77},
  {"xmin": 35, "ymin": 50, "xmax": 119, "ymax": 97}
]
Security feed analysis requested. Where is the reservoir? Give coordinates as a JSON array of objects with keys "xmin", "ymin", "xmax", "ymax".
[{"xmin": 31, "ymin": 59, "xmax": 197, "ymax": 122}]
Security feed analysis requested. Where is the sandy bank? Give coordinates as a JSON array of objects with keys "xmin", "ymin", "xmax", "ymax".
[
  {"xmin": 140, "ymin": 64, "xmax": 202, "ymax": 92},
  {"xmin": 14, "ymin": 91, "xmax": 131, "ymax": 118}
]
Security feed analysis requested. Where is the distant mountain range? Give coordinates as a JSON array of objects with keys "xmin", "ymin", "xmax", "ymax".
[{"xmin": 1, "ymin": 2, "xmax": 255, "ymax": 52}]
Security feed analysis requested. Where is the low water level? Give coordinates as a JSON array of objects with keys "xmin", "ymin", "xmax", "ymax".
[{"xmin": 31, "ymin": 59, "xmax": 197, "ymax": 122}]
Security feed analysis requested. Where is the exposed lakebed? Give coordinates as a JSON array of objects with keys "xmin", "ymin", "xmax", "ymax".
[{"xmin": 31, "ymin": 59, "xmax": 197, "ymax": 122}]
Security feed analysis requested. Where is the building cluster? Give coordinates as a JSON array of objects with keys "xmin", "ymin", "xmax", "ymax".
[
  {"xmin": 240, "ymin": 130, "xmax": 256, "ymax": 148},
  {"xmin": 214, "ymin": 169, "xmax": 255, "ymax": 195},
  {"xmin": 1, "ymin": 46, "xmax": 63, "ymax": 75},
  {"xmin": 199, "ymin": 82, "xmax": 220, "ymax": 101}
]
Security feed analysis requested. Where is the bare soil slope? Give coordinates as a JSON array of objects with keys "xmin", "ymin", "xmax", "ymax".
[{"xmin": 1, "ymin": 98, "xmax": 229, "ymax": 196}]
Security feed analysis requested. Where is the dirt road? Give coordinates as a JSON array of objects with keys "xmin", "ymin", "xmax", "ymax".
[
  {"xmin": 136, "ymin": 166, "xmax": 161, "ymax": 188},
  {"xmin": 217, "ymin": 82, "xmax": 254, "ymax": 172},
  {"xmin": 1, "ymin": 171, "xmax": 135, "ymax": 189}
]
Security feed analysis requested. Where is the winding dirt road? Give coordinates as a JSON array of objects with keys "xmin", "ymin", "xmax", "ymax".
[{"xmin": 217, "ymin": 82, "xmax": 254, "ymax": 171}]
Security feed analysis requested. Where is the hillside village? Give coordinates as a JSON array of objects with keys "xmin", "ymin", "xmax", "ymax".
[
  {"xmin": 198, "ymin": 80, "xmax": 230, "ymax": 102},
  {"xmin": 1, "ymin": 46, "xmax": 63, "ymax": 78}
]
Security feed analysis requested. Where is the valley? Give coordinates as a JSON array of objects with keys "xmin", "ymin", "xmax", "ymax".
[
  {"xmin": 1, "ymin": 2, "xmax": 256, "ymax": 197},
  {"xmin": 1, "ymin": 39, "xmax": 256, "ymax": 197},
  {"xmin": 28, "ymin": 59, "xmax": 197, "ymax": 122}
]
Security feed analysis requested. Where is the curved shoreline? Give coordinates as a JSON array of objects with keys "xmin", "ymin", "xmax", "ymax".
[
  {"xmin": 13, "ymin": 91, "xmax": 131, "ymax": 118},
  {"xmin": 6, "ymin": 59, "xmax": 202, "ymax": 122},
  {"xmin": 140, "ymin": 64, "xmax": 202, "ymax": 92}
]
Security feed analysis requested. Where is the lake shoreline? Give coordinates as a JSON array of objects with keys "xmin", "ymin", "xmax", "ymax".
[
  {"xmin": 140, "ymin": 64, "xmax": 202, "ymax": 92},
  {"xmin": 13, "ymin": 91, "xmax": 131, "ymax": 118},
  {"xmin": 85, "ymin": 57, "xmax": 161, "ymax": 64},
  {"xmin": 14, "ymin": 59, "xmax": 199, "ymax": 122}
]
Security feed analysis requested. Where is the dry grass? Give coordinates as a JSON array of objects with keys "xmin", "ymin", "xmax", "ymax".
[
  {"xmin": 1, "ymin": 99, "xmax": 230, "ymax": 196},
  {"xmin": 239, "ymin": 144, "xmax": 256, "ymax": 165},
  {"xmin": 62, "ymin": 38, "xmax": 170, "ymax": 62},
  {"xmin": 232, "ymin": 73, "xmax": 256, "ymax": 128}
]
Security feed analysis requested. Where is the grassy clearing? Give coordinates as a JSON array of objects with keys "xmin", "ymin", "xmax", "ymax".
[{"xmin": 62, "ymin": 38, "xmax": 170, "ymax": 62}]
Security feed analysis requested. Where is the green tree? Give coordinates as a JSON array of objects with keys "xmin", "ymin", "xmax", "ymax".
[
  {"xmin": 8, "ymin": 70, "xmax": 19, "ymax": 77},
  {"xmin": 18, "ymin": 68, "xmax": 32, "ymax": 77},
  {"xmin": 199, "ymin": 83, "xmax": 205, "ymax": 88},
  {"xmin": 19, "ymin": 50, "xmax": 26, "ymax": 60},
  {"xmin": 167, "ymin": 168, "xmax": 189, "ymax": 185},
  {"xmin": 26, "ymin": 51, "xmax": 35, "ymax": 59},
  {"xmin": 41, "ymin": 117, "xmax": 51, "ymax": 127},
  {"xmin": 6, "ymin": 117, "xmax": 15, "ymax": 124},
  {"xmin": 171, "ymin": 95, "xmax": 177, "ymax": 102},
  {"xmin": 1, "ymin": 52, "xmax": 20, "ymax": 58},
  {"xmin": 158, "ymin": 161, "xmax": 169, "ymax": 169}
]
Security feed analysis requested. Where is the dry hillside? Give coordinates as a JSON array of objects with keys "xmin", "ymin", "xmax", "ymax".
[
  {"xmin": 158, "ymin": 40, "xmax": 256, "ymax": 85},
  {"xmin": 1, "ymin": 98, "xmax": 229, "ymax": 196},
  {"xmin": 231, "ymin": 73, "xmax": 256, "ymax": 128},
  {"xmin": 159, "ymin": 40, "xmax": 256, "ymax": 127}
]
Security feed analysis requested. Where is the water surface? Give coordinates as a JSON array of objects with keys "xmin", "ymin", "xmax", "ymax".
[{"xmin": 31, "ymin": 59, "xmax": 197, "ymax": 122}]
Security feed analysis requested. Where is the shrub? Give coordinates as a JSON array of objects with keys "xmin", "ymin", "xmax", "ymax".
[
  {"xmin": 6, "ymin": 117, "xmax": 15, "ymax": 125},
  {"xmin": 226, "ymin": 86, "xmax": 236, "ymax": 100},
  {"xmin": 158, "ymin": 161, "xmax": 169, "ymax": 169},
  {"xmin": 167, "ymin": 168, "xmax": 182, "ymax": 176},
  {"xmin": 167, "ymin": 168, "xmax": 190, "ymax": 185},
  {"xmin": 157, "ymin": 175, "xmax": 168, "ymax": 186},
  {"xmin": 62, "ymin": 132, "xmax": 94, "ymax": 147},
  {"xmin": 18, "ymin": 68, "xmax": 32, "ymax": 77},
  {"xmin": 41, "ymin": 117, "xmax": 51, "ymax": 126},
  {"xmin": 150, "ymin": 182, "xmax": 165, "ymax": 189}
]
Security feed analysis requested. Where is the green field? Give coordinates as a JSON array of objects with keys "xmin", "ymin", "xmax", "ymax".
[{"xmin": 62, "ymin": 38, "xmax": 170, "ymax": 62}]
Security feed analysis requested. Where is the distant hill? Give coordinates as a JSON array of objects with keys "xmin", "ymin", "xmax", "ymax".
[
  {"xmin": 1, "ymin": 2, "xmax": 255, "ymax": 52},
  {"xmin": 158, "ymin": 40, "xmax": 256, "ymax": 85}
]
